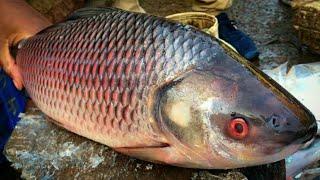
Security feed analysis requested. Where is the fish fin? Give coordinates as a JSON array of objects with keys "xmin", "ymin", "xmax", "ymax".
[
  {"xmin": 115, "ymin": 145, "xmax": 209, "ymax": 168},
  {"xmin": 66, "ymin": 7, "xmax": 120, "ymax": 21},
  {"xmin": 115, "ymin": 145, "xmax": 180, "ymax": 165}
]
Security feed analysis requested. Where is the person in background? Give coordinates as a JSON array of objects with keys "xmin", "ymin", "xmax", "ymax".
[
  {"xmin": 192, "ymin": 0, "xmax": 233, "ymax": 15},
  {"xmin": 192, "ymin": 0, "xmax": 259, "ymax": 60}
]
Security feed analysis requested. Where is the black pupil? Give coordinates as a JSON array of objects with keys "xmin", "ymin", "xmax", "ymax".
[{"xmin": 235, "ymin": 123, "xmax": 243, "ymax": 133}]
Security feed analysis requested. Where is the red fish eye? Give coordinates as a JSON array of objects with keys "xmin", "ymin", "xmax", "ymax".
[{"xmin": 228, "ymin": 118, "xmax": 249, "ymax": 139}]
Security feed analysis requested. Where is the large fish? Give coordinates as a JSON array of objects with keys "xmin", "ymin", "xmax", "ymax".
[{"xmin": 16, "ymin": 8, "xmax": 317, "ymax": 169}]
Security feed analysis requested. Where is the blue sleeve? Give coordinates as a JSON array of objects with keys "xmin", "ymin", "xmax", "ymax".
[{"xmin": 0, "ymin": 69, "xmax": 27, "ymax": 163}]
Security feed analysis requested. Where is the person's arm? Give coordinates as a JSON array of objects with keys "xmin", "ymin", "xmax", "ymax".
[{"xmin": 0, "ymin": 0, "xmax": 51, "ymax": 90}]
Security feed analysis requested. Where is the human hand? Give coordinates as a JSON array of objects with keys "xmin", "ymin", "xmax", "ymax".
[{"xmin": 0, "ymin": 0, "xmax": 51, "ymax": 90}]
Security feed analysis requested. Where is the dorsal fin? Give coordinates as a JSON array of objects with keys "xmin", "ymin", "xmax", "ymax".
[{"xmin": 67, "ymin": 7, "xmax": 120, "ymax": 21}]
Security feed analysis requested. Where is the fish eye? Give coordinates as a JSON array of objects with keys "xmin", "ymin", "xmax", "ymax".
[{"xmin": 228, "ymin": 118, "xmax": 249, "ymax": 140}]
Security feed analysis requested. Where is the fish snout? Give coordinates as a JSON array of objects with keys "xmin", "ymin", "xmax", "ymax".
[
  {"xmin": 299, "ymin": 121, "xmax": 317, "ymax": 144},
  {"xmin": 266, "ymin": 112, "xmax": 317, "ymax": 145},
  {"xmin": 258, "ymin": 115, "xmax": 316, "ymax": 157},
  {"xmin": 294, "ymin": 112, "xmax": 318, "ymax": 144}
]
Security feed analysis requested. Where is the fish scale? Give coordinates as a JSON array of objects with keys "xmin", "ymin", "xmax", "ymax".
[{"xmin": 17, "ymin": 9, "xmax": 221, "ymax": 148}]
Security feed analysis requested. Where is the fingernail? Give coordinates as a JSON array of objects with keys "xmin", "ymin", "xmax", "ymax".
[{"xmin": 13, "ymin": 80, "xmax": 22, "ymax": 90}]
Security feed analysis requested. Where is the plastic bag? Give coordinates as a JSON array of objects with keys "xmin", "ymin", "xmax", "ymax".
[{"xmin": 263, "ymin": 62, "xmax": 320, "ymax": 121}]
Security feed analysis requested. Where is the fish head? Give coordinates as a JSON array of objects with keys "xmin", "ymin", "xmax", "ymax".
[{"xmin": 157, "ymin": 50, "xmax": 317, "ymax": 168}]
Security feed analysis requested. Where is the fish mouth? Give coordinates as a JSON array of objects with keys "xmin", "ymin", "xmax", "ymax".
[
  {"xmin": 289, "ymin": 112, "xmax": 318, "ymax": 145},
  {"xmin": 260, "ymin": 121, "xmax": 317, "ymax": 156},
  {"xmin": 297, "ymin": 123, "xmax": 317, "ymax": 144}
]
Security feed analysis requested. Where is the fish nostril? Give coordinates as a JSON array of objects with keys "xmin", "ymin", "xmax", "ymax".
[{"xmin": 271, "ymin": 115, "xmax": 280, "ymax": 128}]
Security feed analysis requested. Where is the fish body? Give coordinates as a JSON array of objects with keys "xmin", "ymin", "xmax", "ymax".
[{"xmin": 16, "ymin": 8, "xmax": 317, "ymax": 169}]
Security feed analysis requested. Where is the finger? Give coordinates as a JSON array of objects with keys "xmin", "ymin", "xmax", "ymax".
[
  {"xmin": 0, "ymin": 39, "xmax": 23, "ymax": 89},
  {"xmin": 0, "ymin": 39, "xmax": 12, "ymax": 71},
  {"xmin": 11, "ymin": 64, "xmax": 23, "ymax": 90}
]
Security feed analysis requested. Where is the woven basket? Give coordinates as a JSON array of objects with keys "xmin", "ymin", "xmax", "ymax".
[
  {"xmin": 166, "ymin": 12, "xmax": 219, "ymax": 38},
  {"xmin": 293, "ymin": 1, "xmax": 320, "ymax": 54},
  {"xmin": 165, "ymin": 12, "xmax": 238, "ymax": 52}
]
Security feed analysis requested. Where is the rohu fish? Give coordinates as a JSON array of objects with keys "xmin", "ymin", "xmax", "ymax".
[{"xmin": 16, "ymin": 8, "xmax": 317, "ymax": 169}]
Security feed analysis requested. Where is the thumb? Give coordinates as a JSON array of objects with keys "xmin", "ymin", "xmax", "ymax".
[{"xmin": 0, "ymin": 39, "xmax": 23, "ymax": 90}]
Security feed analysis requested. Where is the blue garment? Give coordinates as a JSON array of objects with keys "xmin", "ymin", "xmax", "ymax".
[
  {"xmin": 217, "ymin": 13, "xmax": 260, "ymax": 60},
  {"xmin": 0, "ymin": 69, "xmax": 27, "ymax": 163}
]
